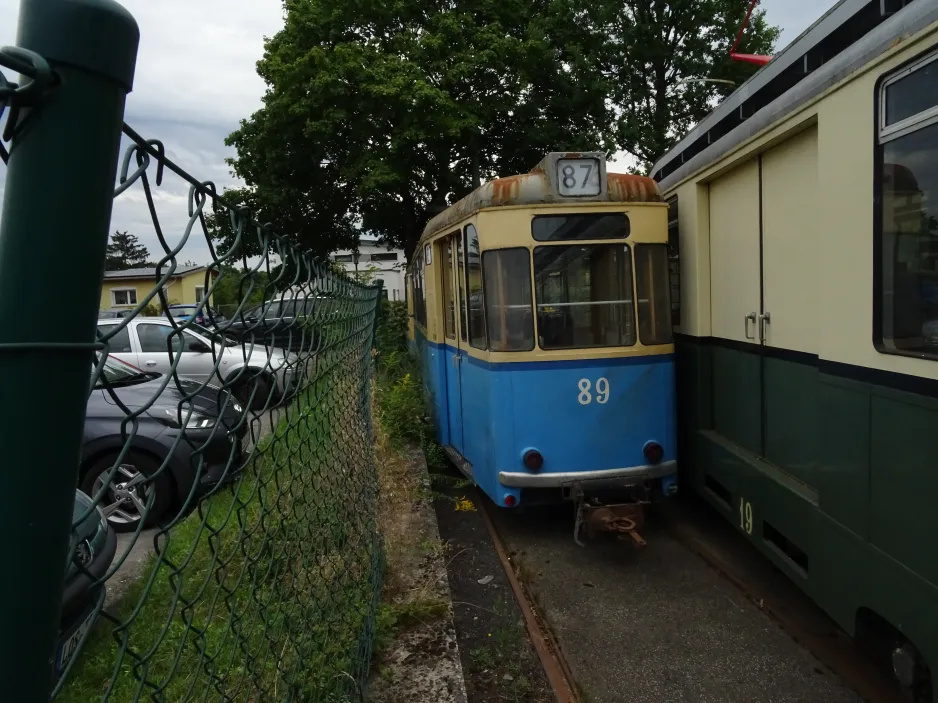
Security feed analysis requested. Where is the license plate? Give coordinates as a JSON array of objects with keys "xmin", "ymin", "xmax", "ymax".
[{"xmin": 55, "ymin": 607, "xmax": 96, "ymax": 674}]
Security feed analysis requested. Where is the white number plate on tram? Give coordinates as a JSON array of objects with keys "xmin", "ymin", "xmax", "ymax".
[{"xmin": 556, "ymin": 157, "xmax": 601, "ymax": 197}]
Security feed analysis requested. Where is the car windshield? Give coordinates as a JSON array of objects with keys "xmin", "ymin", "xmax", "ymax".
[
  {"xmin": 189, "ymin": 322, "xmax": 237, "ymax": 346},
  {"xmin": 169, "ymin": 306, "xmax": 197, "ymax": 315},
  {"xmin": 92, "ymin": 357, "xmax": 149, "ymax": 388}
]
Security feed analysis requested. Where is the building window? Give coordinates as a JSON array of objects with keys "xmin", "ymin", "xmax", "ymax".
[
  {"xmin": 381, "ymin": 289, "xmax": 389, "ymax": 299},
  {"xmin": 370, "ymin": 252, "xmax": 399, "ymax": 262},
  {"xmin": 333, "ymin": 254, "xmax": 354, "ymax": 263},
  {"xmin": 111, "ymin": 288, "xmax": 137, "ymax": 306},
  {"xmin": 392, "ymin": 289, "xmax": 399, "ymax": 301},
  {"xmin": 533, "ymin": 244, "xmax": 635, "ymax": 349},
  {"xmin": 876, "ymin": 49, "xmax": 938, "ymax": 357},
  {"xmin": 194, "ymin": 286, "xmax": 205, "ymax": 302},
  {"xmin": 667, "ymin": 196, "xmax": 681, "ymax": 326},
  {"xmin": 483, "ymin": 248, "xmax": 533, "ymax": 351}
]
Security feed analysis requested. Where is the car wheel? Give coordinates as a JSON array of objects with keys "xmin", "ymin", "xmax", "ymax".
[
  {"xmin": 80, "ymin": 452, "xmax": 172, "ymax": 533},
  {"xmin": 232, "ymin": 370, "xmax": 273, "ymax": 411}
]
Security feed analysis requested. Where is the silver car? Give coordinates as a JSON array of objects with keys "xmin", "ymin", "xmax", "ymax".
[{"xmin": 96, "ymin": 317, "xmax": 300, "ymax": 410}]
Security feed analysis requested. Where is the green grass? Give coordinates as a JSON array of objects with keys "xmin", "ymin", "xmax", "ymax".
[{"xmin": 58, "ymin": 341, "xmax": 383, "ymax": 703}]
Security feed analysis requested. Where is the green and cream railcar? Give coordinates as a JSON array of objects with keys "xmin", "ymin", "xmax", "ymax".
[{"xmin": 652, "ymin": 0, "xmax": 938, "ymax": 697}]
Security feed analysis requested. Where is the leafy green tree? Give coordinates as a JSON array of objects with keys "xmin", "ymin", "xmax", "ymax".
[
  {"xmin": 105, "ymin": 230, "xmax": 150, "ymax": 271},
  {"xmin": 603, "ymin": 0, "xmax": 780, "ymax": 171},
  {"xmin": 225, "ymin": 0, "xmax": 612, "ymax": 258}
]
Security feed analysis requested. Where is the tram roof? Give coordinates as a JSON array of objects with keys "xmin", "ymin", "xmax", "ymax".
[
  {"xmin": 420, "ymin": 154, "xmax": 661, "ymax": 244},
  {"xmin": 651, "ymin": 0, "xmax": 938, "ymax": 191}
]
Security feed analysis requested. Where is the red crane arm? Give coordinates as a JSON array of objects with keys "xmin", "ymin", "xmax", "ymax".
[{"xmin": 730, "ymin": 0, "xmax": 774, "ymax": 67}]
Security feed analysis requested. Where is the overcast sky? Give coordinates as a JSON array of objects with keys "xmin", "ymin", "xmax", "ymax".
[{"xmin": 0, "ymin": 0, "xmax": 837, "ymax": 264}]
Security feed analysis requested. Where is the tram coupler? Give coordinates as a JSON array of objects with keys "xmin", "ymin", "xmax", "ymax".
[{"xmin": 573, "ymin": 494, "xmax": 648, "ymax": 547}]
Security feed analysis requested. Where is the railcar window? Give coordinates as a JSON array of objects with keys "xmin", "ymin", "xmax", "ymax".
[
  {"xmin": 482, "ymin": 248, "xmax": 534, "ymax": 351},
  {"xmin": 456, "ymin": 234, "xmax": 468, "ymax": 342},
  {"xmin": 532, "ymin": 213, "xmax": 629, "ymax": 242},
  {"xmin": 635, "ymin": 244, "xmax": 673, "ymax": 345},
  {"xmin": 413, "ymin": 251, "xmax": 426, "ymax": 327},
  {"xmin": 441, "ymin": 237, "xmax": 456, "ymax": 339},
  {"xmin": 667, "ymin": 197, "xmax": 681, "ymax": 326},
  {"xmin": 465, "ymin": 225, "xmax": 487, "ymax": 349},
  {"xmin": 877, "ymin": 52, "xmax": 938, "ymax": 358},
  {"xmin": 533, "ymin": 244, "xmax": 636, "ymax": 349},
  {"xmin": 884, "ymin": 55, "xmax": 938, "ymax": 127}
]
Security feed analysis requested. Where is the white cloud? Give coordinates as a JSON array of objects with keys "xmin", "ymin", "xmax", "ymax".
[{"xmin": 1, "ymin": 0, "xmax": 838, "ymax": 253}]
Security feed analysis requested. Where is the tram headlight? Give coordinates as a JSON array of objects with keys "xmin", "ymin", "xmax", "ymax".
[
  {"xmin": 522, "ymin": 448, "xmax": 543, "ymax": 471},
  {"xmin": 643, "ymin": 441, "xmax": 664, "ymax": 465}
]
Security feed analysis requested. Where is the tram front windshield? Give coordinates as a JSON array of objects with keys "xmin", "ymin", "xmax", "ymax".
[{"xmin": 534, "ymin": 244, "xmax": 636, "ymax": 349}]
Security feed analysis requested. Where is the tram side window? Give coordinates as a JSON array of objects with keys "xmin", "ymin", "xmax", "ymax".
[
  {"xmin": 877, "ymin": 51, "xmax": 938, "ymax": 357},
  {"xmin": 635, "ymin": 244, "xmax": 673, "ymax": 345},
  {"xmin": 441, "ymin": 238, "xmax": 456, "ymax": 339},
  {"xmin": 667, "ymin": 197, "xmax": 681, "ymax": 326},
  {"xmin": 533, "ymin": 244, "xmax": 636, "ymax": 349},
  {"xmin": 413, "ymin": 252, "xmax": 426, "ymax": 327},
  {"xmin": 482, "ymin": 248, "xmax": 534, "ymax": 351},
  {"xmin": 465, "ymin": 225, "xmax": 487, "ymax": 349}
]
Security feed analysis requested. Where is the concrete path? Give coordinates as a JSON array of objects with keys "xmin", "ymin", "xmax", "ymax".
[{"xmin": 490, "ymin": 503, "xmax": 863, "ymax": 703}]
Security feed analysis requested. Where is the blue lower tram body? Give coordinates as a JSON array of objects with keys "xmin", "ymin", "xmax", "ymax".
[{"xmin": 413, "ymin": 332, "xmax": 677, "ymax": 507}]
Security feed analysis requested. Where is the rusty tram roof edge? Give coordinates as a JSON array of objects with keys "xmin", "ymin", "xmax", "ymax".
[{"xmin": 419, "ymin": 171, "xmax": 662, "ymax": 246}]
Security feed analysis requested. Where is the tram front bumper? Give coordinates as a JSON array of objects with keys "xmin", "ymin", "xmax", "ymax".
[{"xmin": 499, "ymin": 461, "xmax": 677, "ymax": 489}]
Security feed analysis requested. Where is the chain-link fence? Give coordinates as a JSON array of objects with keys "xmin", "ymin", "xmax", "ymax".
[{"xmin": 0, "ymin": 2, "xmax": 383, "ymax": 701}]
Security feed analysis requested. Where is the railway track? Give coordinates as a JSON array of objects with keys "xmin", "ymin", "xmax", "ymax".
[{"xmin": 479, "ymin": 490, "xmax": 903, "ymax": 703}]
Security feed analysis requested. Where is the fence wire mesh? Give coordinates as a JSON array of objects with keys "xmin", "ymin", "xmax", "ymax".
[{"xmin": 2, "ymin": 46, "xmax": 384, "ymax": 702}]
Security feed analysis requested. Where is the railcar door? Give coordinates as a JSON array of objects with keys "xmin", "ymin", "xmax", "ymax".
[
  {"xmin": 709, "ymin": 159, "xmax": 763, "ymax": 456},
  {"xmin": 440, "ymin": 233, "xmax": 466, "ymax": 453}
]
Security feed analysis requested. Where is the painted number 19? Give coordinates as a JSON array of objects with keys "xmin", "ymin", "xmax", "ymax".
[
  {"xmin": 739, "ymin": 497, "xmax": 754, "ymax": 535},
  {"xmin": 577, "ymin": 378, "xmax": 609, "ymax": 405}
]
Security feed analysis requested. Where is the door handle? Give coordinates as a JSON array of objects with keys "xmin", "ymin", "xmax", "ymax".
[
  {"xmin": 145, "ymin": 361, "xmax": 157, "ymax": 367},
  {"xmin": 759, "ymin": 312, "xmax": 771, "ymax": 342},
  {"xmin": 744, "ymin": 312, "xmax": 757, "ymax": 340}
]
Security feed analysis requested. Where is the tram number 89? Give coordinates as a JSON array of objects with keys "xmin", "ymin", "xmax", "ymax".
[{"xmin": 577, "ymin": 377, "xmax": 609, "ymax": 405}]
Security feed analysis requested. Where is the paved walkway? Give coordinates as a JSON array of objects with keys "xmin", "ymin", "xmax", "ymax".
[{"xmin": 490, "ymin": 503, "xmax": 863, "ymax": 703}]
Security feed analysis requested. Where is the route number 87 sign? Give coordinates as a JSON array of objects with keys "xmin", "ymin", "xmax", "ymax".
[{"xmin": 556, "ymin": 157, "xmax": 601, "ymax": 197}]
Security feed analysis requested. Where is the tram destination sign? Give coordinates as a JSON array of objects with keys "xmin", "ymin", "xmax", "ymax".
[{"xmin": 556, "ymin": 156, "xmax": 602, "ymax": 197}]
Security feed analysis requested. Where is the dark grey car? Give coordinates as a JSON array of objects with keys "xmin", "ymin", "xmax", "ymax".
[{"xmin": 81, "ymin": 356, "xmax": 246, "ymax": 531}]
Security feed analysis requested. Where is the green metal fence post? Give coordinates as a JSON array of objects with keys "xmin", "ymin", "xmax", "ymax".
[{"xmin": 0, "ymin": 0, "xmax": 138, "ymax": 699}]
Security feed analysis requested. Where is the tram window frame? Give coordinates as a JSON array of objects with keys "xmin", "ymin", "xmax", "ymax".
[
  {"xmin": 456, "ymin": 232, "xmax": 468, "ymax": 342},
  {"xmin": 482, "ymin": 248, "xmax": 535, "ymax": 352},
  {"xmin": 532, "ymin": 243, "xmax": 637, "ymax": 350},
  {"xmin": 465, "ymin": 224, "xmax": 487, "ymax": 349},
  {"xmin": 413, "ymin": 249, "xmax": 426, "ymax": 328},
  {"xmin": 667, "ymin": 196, "xmax": 681, "ymax": 327},
  {"xmin": 635, "ymin": 244, "xmax": 674, "ymax": 346},
  {"xmin": 441, "ymin": 236, "xmax": 457, "ymax": 340},
  {"xmin": 874, "ymin": 47, "xmax": 938, "ymax": 361},
  {"xmin": 532, "ymin": 213, "xmax": 630, "ymax": 242}
]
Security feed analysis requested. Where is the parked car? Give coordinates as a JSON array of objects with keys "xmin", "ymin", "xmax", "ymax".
[
  {"xmin": 223, "ymin": 295, "xmax": 336, "ymax": 353},
  {"xmin": 56, "ymin": 489, "xmax": 116, "ymax": 680},
  {"xmin": 167, "ymin": 303, "xmax": 227, "ymax": 326},
  {"xmin": 83, "ymin": 355, "xmax": 245, "ymax": 531},
  {"xmin": 96, "ymin": 317, "xmax": 299, "ymax": 410},
  {"xmin": 98, "ymin": 308, "xmax": 133, "ymax": 319}
]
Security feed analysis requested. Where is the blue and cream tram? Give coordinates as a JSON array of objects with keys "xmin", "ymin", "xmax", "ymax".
[{"xmin": 406, "ymin": 152, "xmax": 676, "ymax": 532}]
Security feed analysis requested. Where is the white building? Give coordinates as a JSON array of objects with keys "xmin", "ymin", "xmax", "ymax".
[{"xmin": 330, "ymin": 237, "xmax": 407, "ymax": 301}]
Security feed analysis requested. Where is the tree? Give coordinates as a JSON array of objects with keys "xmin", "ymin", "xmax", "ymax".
[
  {"xmin": 105, "ymin": 231, "xmax": 150, "ymax": 271},
  {"xmin": 601, "ymin": 0, "xmax": 780, "ymax": 171},
  {"xmin": 225, "ymin": 0, "xmax": 613, "ymax": 258}
]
